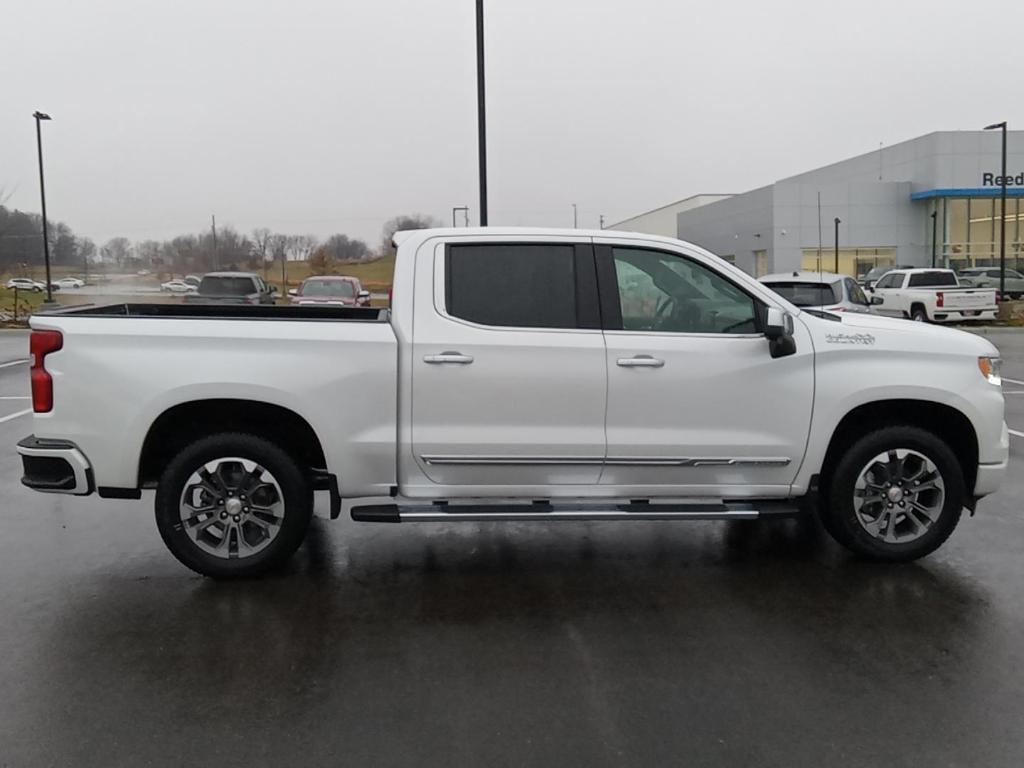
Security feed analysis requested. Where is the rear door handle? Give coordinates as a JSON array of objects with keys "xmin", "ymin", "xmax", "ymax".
[
  {"xmin": 617, "ymin": 355, "xmax": 665, "ymax": 368},
  {"xmin": 423, "ymin": 352, "xmax": 474, "ymax": 364}
]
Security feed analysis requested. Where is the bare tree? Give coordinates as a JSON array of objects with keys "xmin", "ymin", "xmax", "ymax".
[
  {"xmin": 380, "ymin": 214, "xmax": 440, "ymax": 256},
  {"xmin": 251, "ymin": 227, "xmax": 272, "ymax": 278},
  {"xmin": 269, "ymin": 233, "xmax": 292, "ymax": 288},
  {"xmin": 101, "ymin": 237, "xmax": 132, "ymax": 269},
  {"xmin": 288, "ymin": 234, "xmax": 318, "ymax": 262}
]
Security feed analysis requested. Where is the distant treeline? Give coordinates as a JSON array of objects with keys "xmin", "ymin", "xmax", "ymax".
[{"xmin": 0, "ymin": 207, "xmax": 439, "ymax": 275}]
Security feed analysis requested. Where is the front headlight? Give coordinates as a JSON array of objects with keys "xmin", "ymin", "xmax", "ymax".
[{"xmin": 978, "ymin": 356, "xmax": 1002, "ymax": 386}]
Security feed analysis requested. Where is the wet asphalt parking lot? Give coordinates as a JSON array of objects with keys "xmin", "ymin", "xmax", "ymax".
[{"xmin": 0, "ymin": 328, "xmax": 1022, "ymax": 767}]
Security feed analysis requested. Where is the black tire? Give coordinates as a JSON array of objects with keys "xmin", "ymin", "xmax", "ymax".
[
  {"xmin": 821, "ymin": 426, "xmax": 964, "ymax": 562},
  {"xmin": 910, "ymin": 306, "xmax": 928, "ymax": 322},
  {"xmin": 155, "ymin": 432, "xmax": 313, "ymax": 578}
]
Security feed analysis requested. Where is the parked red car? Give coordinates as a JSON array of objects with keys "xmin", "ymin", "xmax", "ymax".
[{"xmin": 289, "ymin": 276, "xmax": 371, "ymax": 306}]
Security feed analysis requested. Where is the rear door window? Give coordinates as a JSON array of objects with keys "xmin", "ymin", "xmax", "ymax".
[
  {"xmin": 445, "ymin": 243, "xmax": 596, "ymax": 329},
  {"xmin": 844, "ymin": 278, "xmax": 869, "ymax": 306}
]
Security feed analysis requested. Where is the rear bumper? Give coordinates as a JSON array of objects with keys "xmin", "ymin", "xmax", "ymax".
[
  {"xmin": 17, "ymin": 435, "xmax": 94, "ymax": 495},
  {"xmin": 932, "ymin": 309, "xmax": 998, "ymax": 322}
]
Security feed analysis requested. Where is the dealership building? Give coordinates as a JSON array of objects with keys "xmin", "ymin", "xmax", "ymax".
[{"xmin": 612, "ymin": 130, "xmax": 1024, "ymax": 278}]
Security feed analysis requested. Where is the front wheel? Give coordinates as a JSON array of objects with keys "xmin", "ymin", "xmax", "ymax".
[
  {"xmin": 821, "ymin": 426, "xmax": 964, "ymax": 562},
  {"xmin": 155, "ymin": 432, "xmax": 313, "ymax": 578}
]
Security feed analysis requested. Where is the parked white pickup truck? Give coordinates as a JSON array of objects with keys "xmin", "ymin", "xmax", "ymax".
[
  {"xmin": 868, "ymin": 268, "xmax": 998, "ymax": 323},
  {"xmin": 17, "ymin": 229, "xmax": 1008, "ymax": 577}
]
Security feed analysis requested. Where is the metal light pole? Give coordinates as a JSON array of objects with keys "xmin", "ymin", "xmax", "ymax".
[
  {"xmin": 452, "ymin": 206, "xmax": 469, "ymax": 227},
  {"xmin": 33, "ymin": 111, "xmax": 54, "ymax": 304},
  {"xmin": 572, "ymin": 203, "xmax": 578, "ymax": 228},
  {"xmin": 985, "ymin": 121, "xmax": 1008, "ymax": 297},
  {"xmin": 930, "ymin": 211, "xmax": 938, "ymax": 268},
  {"xmin": 833, "ymin": 217, "xmax": 841, "ymax": 273},
  {"xmin": 599, "ymin": 214, "xmax": 605, "ymax": 229},
  {"xmin": 476, "ymin": 0, "xmax": 488, "ymax": 225}
]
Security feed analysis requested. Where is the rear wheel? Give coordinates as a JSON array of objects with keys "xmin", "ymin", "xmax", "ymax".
[
  {"xmin": 155, "ymin": 432, "xmax": 312, "ymax": 578},
  {"xmin": 910, "ymin": 306, "xmax": 928, "ymax": 322},
  {"xmin": 821, "ymin": 426, "xmax": 964, "ymax": 562}
]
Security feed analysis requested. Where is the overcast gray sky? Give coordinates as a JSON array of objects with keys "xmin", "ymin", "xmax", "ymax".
[{"xmin": 2, "ymin": 0, "xmax": 1023, "ymax": 248}]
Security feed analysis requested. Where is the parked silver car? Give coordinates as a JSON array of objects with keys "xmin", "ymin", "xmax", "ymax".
[
  {"xmin": 760, "ymin": 271, "xmax": 873, "ymax": 314},
  {"xmin": 957, "ymin": 267, "xmax": 1024, "ymax": 299}
]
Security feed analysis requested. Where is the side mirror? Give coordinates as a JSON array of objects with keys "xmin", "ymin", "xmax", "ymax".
[
  {"xmin": 765, "ymin": 307, "xmax": 796, "ymax": 359},
  {"xmin": 357, "ymin": 290, "xmax": 370, "ymax": 299},
  {"xmin": 288, "ymin": 288, "xmax": 298, "ymax": 297},
  {"xmin": 871, "ymin": 296, "xmax": 884, "ymax": 305}
]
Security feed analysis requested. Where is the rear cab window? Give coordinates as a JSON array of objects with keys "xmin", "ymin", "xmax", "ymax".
[
  {"xmin": 762, "ymin": 280, "xmax": 841, "ymax": 307},
  {"xmin": 907, "ymin": 271, "xmax": 957, "ymax": 288},
  {"xmin": 199, "ymin": 276, "xmax": 258, "ymax": 296}
]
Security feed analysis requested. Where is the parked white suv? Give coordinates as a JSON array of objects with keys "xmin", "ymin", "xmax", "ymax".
[
  {"xmin": 760, "ymin": 271, "xmax": 872, "ymax": 314},
  {"xmin": 16, "ymin": 229, "xmax": 1008, "ymax": 577}
]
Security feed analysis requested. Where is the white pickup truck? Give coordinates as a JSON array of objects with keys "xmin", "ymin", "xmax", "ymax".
[
  {"xmin": 868, "ymin": 268, "xmax": 998, "ymax": 323},
  {"xmin": 17, "ymin": 229, "xmax": 1008, "ymax": 577}
]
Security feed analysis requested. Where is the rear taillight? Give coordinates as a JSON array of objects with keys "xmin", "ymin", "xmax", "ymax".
[
  {"xmin": 936, "ymin": 292, "xmax": 944, "ymax": 308},
  {"xmin": 30, "ymin": 329, "xmax": 63, "ymax": 413},
  {"xmin": 387, "ymin": 287, "xmax": 393, "ymax": 307}
]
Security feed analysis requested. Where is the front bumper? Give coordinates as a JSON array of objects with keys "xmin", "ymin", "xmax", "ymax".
[
  {"xmin": 974, "ymin": 460, "xmax": 1008, "ymax": 497},
  {"xmin": 17, "ymin": 435, "xmax": 94, "ymax": 495}
]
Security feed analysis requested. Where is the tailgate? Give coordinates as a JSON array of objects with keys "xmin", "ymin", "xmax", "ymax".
[{"xmin": 943, "ymin": 289, "xmax": 996, "ymax": 309}]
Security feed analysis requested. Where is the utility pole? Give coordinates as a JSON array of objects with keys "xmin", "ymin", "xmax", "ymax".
[
  {"xmin": 984, "ymin": 121, "xmax": 1008, "ymax": 298},
  {"xmin": 211, "ymin": 214, "xmax": 219, "ymax": 270},
  {"xmin": 572, "ymin": 203, "xmax": 578, "ymax": 228},
  {"xmin": 476, "ymin": 0, "xmax": 488, "ymax": 225},
  {"xmin": 599, "ymin": 214, "xmax": 605, "ymax": 230},
  {"xmin": 33, "ymin": 111, "xmax": 54, "ymax": 305},
  {"xmin": 930, "ymin": 211, "xmax": 938, "ymax": 268},
  {"xmin": 833, "ymin": 217, "xmax": 841, "ymax": 274}
]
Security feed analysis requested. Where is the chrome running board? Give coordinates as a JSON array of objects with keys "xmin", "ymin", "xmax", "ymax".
[{"xmin": 350, "ymin": 500, "xmax": 800, "ymax": 523}]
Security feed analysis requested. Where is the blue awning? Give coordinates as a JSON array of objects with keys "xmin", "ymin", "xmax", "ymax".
[{"xmin": 911, "ymin": 187, "xmax": 1024, "ymax": 200}]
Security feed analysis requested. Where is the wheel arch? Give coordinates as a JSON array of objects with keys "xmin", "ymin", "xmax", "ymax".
[
  {"xmin": 819, "ymin": 399, "xmax": 978, "ymax": 497},
  {"xmin": 138, "ymin": 399, "xmax": 328, "ymax": 488}
]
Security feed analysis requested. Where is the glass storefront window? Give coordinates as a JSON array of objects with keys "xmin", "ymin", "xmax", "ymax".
[
  {"xmin": 942, "ymin": 197, "xmax": 1023, "ymax": 270},
  {"xmin": 800, "ymin": 247, "xmax": 897, "ymax": 276}
]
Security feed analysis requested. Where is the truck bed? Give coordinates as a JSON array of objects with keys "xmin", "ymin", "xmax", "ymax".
[{"xmin": 36, "ymin": 303, "xmax": 389, "ymax": 322}]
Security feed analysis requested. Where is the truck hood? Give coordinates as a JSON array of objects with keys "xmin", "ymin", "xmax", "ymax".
[{"xmin": 800, "ymin": 310, "xmax": 999, "ymax": 357}]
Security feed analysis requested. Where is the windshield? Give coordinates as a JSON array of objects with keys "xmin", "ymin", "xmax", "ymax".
[
  {"xmin": 198, "ymin": 276, "xmax": 256, "ymax": 296},
  {"xmin": 300, "ymin": 279, "xmax": 356, "ymax": 298},
  {"xmin": 907, "ymin": 271, "xmax": 957, "ymax": 288},
  {"xmin": 864, "ymin": 267, "xmax": 892, "ymax": 281},
  {"xmin": 763, "ymin": 280, "xmax": 841, "ymax": 306}
]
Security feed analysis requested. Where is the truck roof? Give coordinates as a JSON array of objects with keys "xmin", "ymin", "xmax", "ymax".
[{"xmin": 393, "ymin": 226, "xmax": 710, "ymax": 251}]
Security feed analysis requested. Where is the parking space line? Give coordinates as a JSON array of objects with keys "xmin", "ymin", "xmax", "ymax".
[
  {"xmin": 0, "ymin": 359, "xmax": 29, "ymax": 369},
  {"xmin": 0, "ymin": 408, "xmax": 31, "ymax": 424},
  {"xmin": 1009, "ymin": 428, "xmax": 1024, "ymax": 439},
  {"xmin": 1003, "ymin": 377, "xmax": 1024, "ymax": 386},
  {"xmin": 0, "ymin": 396, "xmax": 29, "ymax": 400}
]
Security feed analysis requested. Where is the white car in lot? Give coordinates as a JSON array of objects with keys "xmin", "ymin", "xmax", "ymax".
[
  {"xmin": 5, "ymin": 278, "xmax": 45, "ymax": 292},
  {"xmin": 868, "ymin": 268, "xmax": 998, "ymax": 323},
  {"xmin": 160, "ymin": 280, "xmax": 198, "ymax": 294},
  {"xmin": 759, "ymin": 271, "xmax": 872, "ymax": 314},
  {"xmin": 16, "ymin": 228, "xmax": 1008, "ymax": 578},
  {"xmin": 55, "ymin": 277, "xmax": 85, "ymax": 289}
]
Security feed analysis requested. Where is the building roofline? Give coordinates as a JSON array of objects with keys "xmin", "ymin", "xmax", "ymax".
[{"xmin": 609, "ymin": 193, "xmax": 736, "ymax": 227}]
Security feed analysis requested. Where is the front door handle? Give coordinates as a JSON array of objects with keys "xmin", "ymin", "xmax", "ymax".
[
  {"xmin": 617, "ymin": 355, "xmax": 665, "ymax": 368},
  {"xmin": 423, "ymin": 351, "xmax": 474, "ymax": 364}
]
